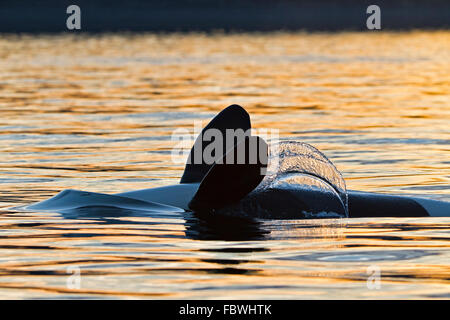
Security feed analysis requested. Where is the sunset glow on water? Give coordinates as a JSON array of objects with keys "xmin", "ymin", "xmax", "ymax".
[{"xmin": 0, "ymin": 31, "xmax": 449, "ymax": 298}]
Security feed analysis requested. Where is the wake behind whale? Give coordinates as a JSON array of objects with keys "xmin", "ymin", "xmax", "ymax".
[{"xmin": 25, "ymin": 105, "xmax": 450, "ymax": 219}]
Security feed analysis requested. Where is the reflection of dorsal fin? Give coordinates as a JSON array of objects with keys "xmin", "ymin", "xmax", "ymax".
[
  {"xmin": 188, "ymin": 136, "xmax": 268, "ymax": 211},
  {"xmin": 180, "ymin": 105, "xmax": 251, "ymax": 183}
]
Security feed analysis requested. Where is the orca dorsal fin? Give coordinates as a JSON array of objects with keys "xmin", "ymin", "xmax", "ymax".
[
  {"xmin": 188, "ymin": 135, "xmax": 268, "ymax": 211},
  {"xmin": 180, "ymin": 104, "xmax": 251, "ymax": 183}
]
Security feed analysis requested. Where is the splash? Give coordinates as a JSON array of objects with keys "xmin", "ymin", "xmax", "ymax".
[{"xmin": 217, "ymin": 141, "xmax": 349, "ymax": 219}]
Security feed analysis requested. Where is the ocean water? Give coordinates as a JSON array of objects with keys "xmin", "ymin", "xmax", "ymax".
[{"xmin": 0, "ymin": 31, "xmax": 449, "ymax": 299}]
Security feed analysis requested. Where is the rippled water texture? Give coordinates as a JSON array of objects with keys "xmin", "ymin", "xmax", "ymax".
[{"xmin": 0, "ymin": 31, "xmax": 449, "ymax": 299}]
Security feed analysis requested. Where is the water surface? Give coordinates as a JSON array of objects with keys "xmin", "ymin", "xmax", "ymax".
[{"xmin": 0, "ymin": 31, "xmax": 449, "ymax": 299}]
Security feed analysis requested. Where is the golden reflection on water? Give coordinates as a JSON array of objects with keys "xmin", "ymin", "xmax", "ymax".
[{"xmin": 0, "ymin": 31, "xmax": 449, "ymax": 299}]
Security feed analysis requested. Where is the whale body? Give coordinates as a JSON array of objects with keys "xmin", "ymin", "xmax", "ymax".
[{"xmin": 26, "ymin": 105, "xmax": 450, "ymax": 218}]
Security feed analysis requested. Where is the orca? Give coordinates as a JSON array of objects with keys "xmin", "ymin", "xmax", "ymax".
[{"xmin": 27, "ymin": 105, "xmax": 450, "ymax": 219}]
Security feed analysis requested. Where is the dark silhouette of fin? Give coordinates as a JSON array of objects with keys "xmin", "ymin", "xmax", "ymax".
[
  {"xmin": 180, "ymin": 104, "xmax": 251, "ymax": 183},
  {"xmin": 188, "ymin": 135, "xmax": 268, "ymax": 211}
]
